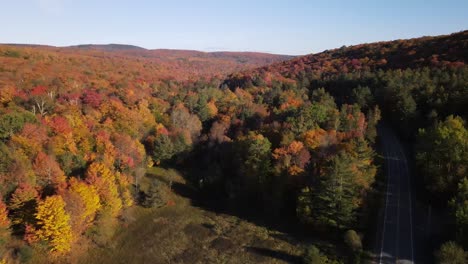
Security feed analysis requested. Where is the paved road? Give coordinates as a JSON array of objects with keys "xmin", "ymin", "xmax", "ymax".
[{"xmin": 376, "ymin": 126, "xmax": 415, "ymax": 264}]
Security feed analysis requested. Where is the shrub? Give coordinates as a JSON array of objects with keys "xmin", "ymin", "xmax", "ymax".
[
  {"xmin": 344, "ymin": 230, "xmax": 362, "ymax": 263},
  {"xmin": 303, "ymin": 245, "xmax": 329, "ymax": 264},
  {"xmin": 17, "ymin": 245, "xmax": 33, "ymax": 263},
  {"xmin": 2, "ymin": 50, "xmax": 21, "ymax": 58},
  {"xmin": 344, "ymin": 230, "xmax": 362, "ymax": 252},
  {"xmin": 435, "ymin": 241, "xmax": 467, "ymax": 264}
]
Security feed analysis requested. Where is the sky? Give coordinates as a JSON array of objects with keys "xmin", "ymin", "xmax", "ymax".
[{"xmin": 1, "ymin": 0, "xmax": 467, "ymax": 55}]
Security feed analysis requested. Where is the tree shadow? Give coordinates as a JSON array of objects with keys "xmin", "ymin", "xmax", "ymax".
[
  {"xmin": 245, "ymin": 246, "xmax": 302, "ymax": 264},
  {"xmin": 169, "ymin": 171, "xmax": 344, "ymax": 244},
  {"xmin": 170, "ymin": 182, "xmax": 199, "ymax": 201},
  {"xmin": 166, "ymin": 142, "xmax": 348, "ymax": 260}
]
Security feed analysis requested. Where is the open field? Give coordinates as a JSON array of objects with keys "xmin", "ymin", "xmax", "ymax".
[{"xmin": 80, "ymin": 168, "xmax": 305, "ymax": 264}]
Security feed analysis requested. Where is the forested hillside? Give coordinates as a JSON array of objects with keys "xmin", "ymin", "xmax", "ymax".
[
  {"xmin": 0, "ymin": 44, "xmax": 292, "ymax": 262},
  {"xmin": 0, "ymin": 44, "xmax": 291, "ymax": 82},
  {"xmin": 0, "ymin": 31, "xmax": 466, "ymax": 263},
  {"xmin": 222, "ymin": 30, "xmax": 468, "ymax": 261}
]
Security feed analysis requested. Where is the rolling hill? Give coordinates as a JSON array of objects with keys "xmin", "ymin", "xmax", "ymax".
[
  {"xmin": 224, "ymin": 30, "xmax": 468, "ymax": 87},
  {"xmin": 0, "ymin": 44, "xmax": 292, "ymax": 84}
]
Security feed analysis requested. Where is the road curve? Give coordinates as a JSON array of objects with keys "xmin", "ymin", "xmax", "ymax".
[{"xmin": 376, "ymin": 125, "xmax": 415, "ymax": 264}]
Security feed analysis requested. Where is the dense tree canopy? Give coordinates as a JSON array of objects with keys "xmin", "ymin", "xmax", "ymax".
[{"xmin": 0, "ymin": 30, "xmax": 465, "ymax": 262}]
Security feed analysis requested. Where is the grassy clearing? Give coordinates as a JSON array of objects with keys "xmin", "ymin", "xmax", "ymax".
[
  {"xmin": 80, "ymin": 168, "xmax": 304, "ymax": 264},
  {"xmin": 82, "ymin": 206, "xmax": 303, "ymax": 264}
]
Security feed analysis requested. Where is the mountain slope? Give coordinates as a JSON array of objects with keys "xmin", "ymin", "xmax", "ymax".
[
  {"xmin": 221, "ymin": 29, "xmax": 468, "ymax": 262},
  {"xmin": 225, "ymin": 30, "xmax": 468, "ymax": 87}
]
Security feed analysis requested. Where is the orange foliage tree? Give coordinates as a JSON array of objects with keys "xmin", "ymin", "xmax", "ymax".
[{"xmin": 273, "ymin": 141, "xmax": 310, "ymax": 176}]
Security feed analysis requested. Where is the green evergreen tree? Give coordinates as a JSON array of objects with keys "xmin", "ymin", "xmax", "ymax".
[
  {"xmin": 365, "ymin": 106, "xmax": 381, "ymax": 144},
  {"xmin": 151, "ymin": 134, "xmax": 175, "ymax": 163},
  {"xmin": 352, "ymin": 85, "xmax": 373, "ymax": 110},
  {"xmin": 299, "ymin": 151, "xmax": 359, "ymax": 228},
  {"xmin": 234, "ymin": 133, "xmax": 272, "ymax": 205},
  {"xmin": 350, "ymin": 138, "xmax": 377, "ymax": 190},
  {"xmin": 450, "ymin": 178, "xmax": 468, "ymax": 248}
]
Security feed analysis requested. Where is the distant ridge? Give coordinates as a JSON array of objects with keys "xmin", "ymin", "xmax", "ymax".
[
  {"xmin": 0, "ymin": 42, "xmax": 292, "ymax": 81},
  {"xmin": 0, "ymin": 43, "xmax": 293, "ymax": 58},
  {"xmin": 68, "ymin": 44, "xmax": 148, "ymax": 51}
]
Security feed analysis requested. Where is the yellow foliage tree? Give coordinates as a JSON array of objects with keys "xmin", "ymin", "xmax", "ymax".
[
  {"xmin": 0, "ymin": 199, "xmax": 10, "ymax": 248},
  {"xmin": 86, "ymin": 163, "xmax": 122, "ymax": 216},
  {"xmin": 115, "ymin": 172, "xmax": 133, "ymax": 208},
  {"xmin": 206, "ymin": 100, "xmax": 218, "ymax": 118},
  {"xmin": 68, "ymin": 178, "xmax": 101, "ymax": 225},
  {"xmin": 34, "ymin": 195, "xmax": 73, "ymax": 253},
  {"xmin": 95, "ymin": 133, "xmax": 117, "ymax": 167},
  {"xmin": 10, "ymin": 135, "xmax": 42, "ymax": 158},
  {"xmin": 0, "ymin": 85, "xmax": 15, "ymax": 105},
  {"xmin": 0, "ymin": 200, "xmax": 10, "ymax": 230}
]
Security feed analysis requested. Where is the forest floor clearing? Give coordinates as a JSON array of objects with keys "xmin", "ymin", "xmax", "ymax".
[{"xmin": 80, "ymin": 167, "xmax": 305, "ymax": 264}]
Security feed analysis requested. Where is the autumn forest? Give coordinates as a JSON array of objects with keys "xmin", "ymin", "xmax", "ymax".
[{"xmin": 0, "ymin": 30, "xmax": 467, "ymax": 263}]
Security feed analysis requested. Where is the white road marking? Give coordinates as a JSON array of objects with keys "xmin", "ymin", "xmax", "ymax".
[
  {"xmin": 379, "ymin": 131, "xmax": 391, "ymax": 264},
  {"xmin": 395, "ymin": 143, "xmax": 401, "ymax": 261},
  {"xmin": 394, "ymin": 135, "xmax": 415, "ymax": 263},
  {"xmin": 378, "ymin": 128, "xmax": 415, "ymax": 263}
]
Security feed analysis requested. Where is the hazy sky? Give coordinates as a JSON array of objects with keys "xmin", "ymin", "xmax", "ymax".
[{"xmin": 1, "ymin": 0, "xmax": 467, "ymax": 55}]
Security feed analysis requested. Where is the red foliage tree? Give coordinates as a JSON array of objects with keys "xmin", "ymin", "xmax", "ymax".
[
  {"xmin": 82, "ymin": 89, "xmax": 102, "ymax": 108},
  {"xmin": 32, "ymin": 152, "xmax": 66, "ymax": 189},
  {"xmin": 48, "ymin": 116, "xmax": 72, "ymax": 135}
]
